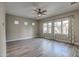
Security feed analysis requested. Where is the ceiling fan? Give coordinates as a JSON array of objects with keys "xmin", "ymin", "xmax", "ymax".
[{"xmin": 33, "ymin": 8, "xmax": 47, "ymax": 17}]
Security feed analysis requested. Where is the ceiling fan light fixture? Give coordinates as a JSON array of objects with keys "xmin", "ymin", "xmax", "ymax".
[{"xmin": 38, "ymin": 14, "xmax": 42, "ymax": 17}]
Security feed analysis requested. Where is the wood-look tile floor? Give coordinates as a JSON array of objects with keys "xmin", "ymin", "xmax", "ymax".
[{"xmin": 7, "ymin": 38, "xmax": 79, "ymax": 57}]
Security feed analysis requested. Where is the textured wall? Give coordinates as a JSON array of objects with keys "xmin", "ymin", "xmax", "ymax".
[
  {"xmin": 6, "ymin": 14, "xmax": 38, "ymax": 42},
  {"xmin": 0, "ymin": 3, "xmax": 6, "ymax": 57}
]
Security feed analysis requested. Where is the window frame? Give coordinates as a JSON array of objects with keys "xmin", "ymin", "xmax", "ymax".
[
  {"xmin": 54, "ymin": 20, "xmax": 62, "ymax": 35},
  {"xmin": 43, "ymin": 22, "xmax": 52, "ymax": 34},
  {"xmin": 62, "ymin": 19, "xmax": 69, "ymax": 35},
  {"xmin": 54, "ymin": 18, "xmax": 69, "ymax": 35},
  {"xmin": 43, "ymin": 23, "xmax": 48, "ymax": 33}
]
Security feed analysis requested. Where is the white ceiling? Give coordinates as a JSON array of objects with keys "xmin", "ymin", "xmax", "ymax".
[{"xmin": 5, "ymin": 2, "xmax": 79, "ymax": 20}]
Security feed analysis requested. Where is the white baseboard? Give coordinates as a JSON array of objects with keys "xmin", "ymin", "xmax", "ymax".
[{"xmin": 6, "ymin": 36, "xmax": 34, "ymax": 42}]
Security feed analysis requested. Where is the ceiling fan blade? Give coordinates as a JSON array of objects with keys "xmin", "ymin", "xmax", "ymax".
[
  {"xmin": 42, "ymin": 13, "xmax": 47, "ymax": 15},
  {"xmin": 32, "ymin": 12, "xmax": 38, "ymax": 15},
  {"xmin": 33, "ymin": 9, "xmax": 38, "ymax": 12},
  {"xmin": 42, "ymin": 10, "xmax": 47, "ymax": 13}
]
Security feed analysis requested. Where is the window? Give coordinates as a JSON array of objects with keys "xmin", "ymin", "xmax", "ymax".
[
  {"xmin": 54, "ymin": 21, "xmax": 61, "ymax": 34},
  {"xmin": 24, "ymin": 22, "xmax": 28, "ymax": 26},
  {"xmin": 48, "ymin": 22, "xmax": 52, "ymax": 33},
  {"xmin": 62, "ymin": 20, "xmax": 68, "ymax": 35},
  {"xmin": 43, "ymin": 22, "xmax": 52, "ymax": 33},
  {"xmin": 32, "ymin": 23, "xmax": 35, "ymax": 26},
  {"xmin": 54, "ymin": 18, "xmax": 69, "ymax": 35},
  {"xmin": 14, "ymin": 20, "xmax": 19, "ymax": 24},
  {"xmin": 43, "ymin": 23, "xmax": 47, "ymax": 33}
]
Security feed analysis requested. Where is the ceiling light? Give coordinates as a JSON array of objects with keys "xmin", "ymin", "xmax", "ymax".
[{"xmin": 38, "ymin": 14, "xmax": 41, "ymax": 17}]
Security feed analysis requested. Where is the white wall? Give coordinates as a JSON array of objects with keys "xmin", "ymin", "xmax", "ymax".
[
  {"xmin": 39, "ymin": 9, "xmax": 79, "ymax": 45},
  {"xmin": 0, "ymin": 3, "xmax": 6, "ymax": 57},
  {"xmin": 6, "ymin": 14, "xmax": 38, "ymax": 42}
]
